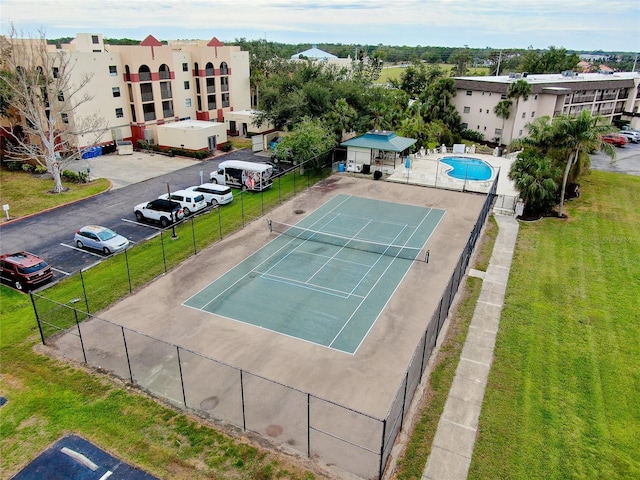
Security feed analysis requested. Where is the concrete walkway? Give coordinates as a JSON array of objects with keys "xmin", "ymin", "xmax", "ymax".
[{"xmin": 422, "ymin": 214, "xmax": 519, "ymax": 480}]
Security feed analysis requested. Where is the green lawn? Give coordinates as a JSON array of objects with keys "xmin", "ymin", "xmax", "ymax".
[
  {"xmin": 0, "ymin": 169, "xmax": 111, "ymax": 220},
  {"xmin": 470, "ymin": 170, "xmax": 640, "ymax": 479}
]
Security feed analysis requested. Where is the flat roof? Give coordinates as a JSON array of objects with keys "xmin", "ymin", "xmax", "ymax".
[{"xmin": 160, "ymin": 120, "xmax": 221, "ymax": 130}]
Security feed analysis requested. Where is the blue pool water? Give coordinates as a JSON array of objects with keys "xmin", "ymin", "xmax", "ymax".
[{"xmin": 440, "ymin": 156, "xmax": 493, "ymax": 181}]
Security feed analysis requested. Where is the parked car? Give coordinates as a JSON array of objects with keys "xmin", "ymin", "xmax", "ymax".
[
  {"xmin": 74, "ymin": 225, "xmax": 130, "ymax": 254},
  {"xmin": 602, "ymin": 134, "xmax": 628, "ymax": 147},
  {"xmin": 618, "ymin": 130, "xmax": 640, "ymax": 143},
  {"xmin": 0, "ymin": 251, "xmax": 53, "ymax": 291},
  {"xmin": 134, "ymin": 198, "xmax": 184, "ymax": 227},
  {"xmin": 184, "ymin": 183, "xmax": 233, "ymax": 206},
  {"xmin": 158, "ymin": 190, "xmax": 207, "ymax": 216}
]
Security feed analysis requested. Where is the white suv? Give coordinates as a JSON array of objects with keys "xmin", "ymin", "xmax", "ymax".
[
  {"xmin": 184, "ymin": 183, "xmax": 233, "ymax": 206},
  {"xmin": 158, "ymin": 190, "xmax": 207, "ymax": 216}
]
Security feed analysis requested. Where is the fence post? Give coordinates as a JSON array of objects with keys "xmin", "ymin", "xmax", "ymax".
[
  {"xmin": 307, "ymin": 393, "xmax": 311, "ymax": 458},
  {"xmin": 74, "ymin": 308, "xmax": 88, "ymax": 364},
  {"xmin": 160, "ymin": 231, "xmax": 167, "ymax": 273},
  {"xmin": 121, "ymin": 326, "xmax": 133, "ymax": 383},
  {"xmin": 124, "ymin": 248, "xmax": 132, "ymax": 293},
  {"xmin": 217, "ymin": 205, "xmax": 222, "ymax": 240},
  {"xmin": 240, "ymin": 370, "xmax": 246, "ymax": 431},
  {"xmin": 379, "ymin": 418, "xmax": 387, "ymax": 480},
  {"xmin": 176, "ymin": 346, "xmax": 187, "ymax": 406},
  {"xmin": 30, "ymin": 292, "xmax": 46, "ymax": 345},
  {"xmin": 79, "ymin": 269, "xmax": 90, "ymax": 314},
  {"xmin": 191, "ymin": 217, "xmax": 197, "ymax": 255}
]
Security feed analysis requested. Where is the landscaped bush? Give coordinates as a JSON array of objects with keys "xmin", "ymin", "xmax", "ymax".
[
  {"xmin": 5, "ymin": 161, "xmax": 23, "ymax": 171},
  {"xmin": 219, "ymin": 141, "xmax": 233, "ymax": 152},
  {"xmin": 62, "ymin": 169, "xmax": 88, "ymax": 183},
  {"xmin": 35, "ymin": 165, "xmax": 48, "ymax": 174},
  {"xmin": 22, "ymin": 163, "xmax": 35, "ymax": 173},
  {"xmin": 461, "ymin": 129, "xmax": 485, "ymax": 143}
]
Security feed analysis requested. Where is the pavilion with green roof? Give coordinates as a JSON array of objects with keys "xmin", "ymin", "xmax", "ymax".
[{"xmin": 340, "ymin": 130, "xmax": 416, "ymax": 171}]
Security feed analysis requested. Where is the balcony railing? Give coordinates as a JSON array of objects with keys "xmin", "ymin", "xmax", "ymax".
[
  {"xmin": 205, "ymin": 68, "xmax": 214, "ymax": 76},
  {"xmin": 139, "ymin": 72, "xmax": 152, "ymax": 81},
  {"xmin": 159, "ymin": 71, "xmax": 171, "ymax": 80}
]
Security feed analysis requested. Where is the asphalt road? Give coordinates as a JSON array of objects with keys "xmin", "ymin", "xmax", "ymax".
[
  {"xmin": 590, "ymin": 140, "xmax": 640, "ymax": 176},
  {"xmin": 0, "ymin": 149, "xmax": 268, "ymax": 283}
]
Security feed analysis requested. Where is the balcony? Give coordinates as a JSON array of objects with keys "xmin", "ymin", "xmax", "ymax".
[
  {"xmin": 159, "ymin": 71, "xmax": 171, "ymax": 80},
  {"xmin": 205, "ymin": 68, "xmax": 215, "ymax": 76},
  {"xmin": 139, "ymin": 72, "xmax": 152, "ymax": 81}
]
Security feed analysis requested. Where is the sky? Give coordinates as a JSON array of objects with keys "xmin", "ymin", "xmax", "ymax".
[{"xmin": 1, "ymin": 0, "xmax": 639, "ymax": 53}]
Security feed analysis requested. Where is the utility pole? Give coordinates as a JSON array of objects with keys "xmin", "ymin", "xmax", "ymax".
[{"xmin": 496, "ymin": 50, "xmax": 502, "ymax": 76}]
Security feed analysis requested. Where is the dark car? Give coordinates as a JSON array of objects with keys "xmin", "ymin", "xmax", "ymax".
[{"xmin": 0, "ymin": 251, "xmax": 53, "ymax": 291}]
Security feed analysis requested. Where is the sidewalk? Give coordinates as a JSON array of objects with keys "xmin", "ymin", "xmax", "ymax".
[{"xmin": 422, "ymin": 214, "xmax": 519, "ymax": 480}]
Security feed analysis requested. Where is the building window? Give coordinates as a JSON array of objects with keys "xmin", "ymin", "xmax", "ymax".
[
  {"xmin": 61, "ymin": 113, "xmax": 69, "ymax": 124},
  {"xmin": 477, "ymin": 125, "xmax": 480, "ymax": 130},
  {"xmin": 160, "ymin": 81, "xmax": 172, "ymax": 99},
  {"xmin": 531, "ymin": 111, "xmax": 535, "ymax": 117},
  {"xmin": 479, "ymin": 108, "xmax": 483, "ymax": 113},
  {"xmin": 534, "ymin": 94, "xmax": 538, "ymax": 100},
  {"xmin": 220, "ymin": 76, "xmax": 229, "ymax": 92},
  {"xmin": 142, "ymin": 103, "xmax": 156, "ymax": 121},
  {"xmin": 57, "ymin": 92, "xmax": 64, "ymax": 102},
  {"xmin": 483, "ymin": 126, "xmax": 487, "ymax": 131},
  {"xmin": 221, "ymin": 92, "xmax": 230, "ymax": 108},
  {"xmin": 466, "ymin": 90, "xmax": 472, "ymax": 96},
  {"xmin": 461, "ymin": 123, "xmax": 468, "ymax": 129},
  {"xmin": 519, "ymin": 129, "xmax": 523, "ymax": 136},
  {"xmin": 109, "ymin": 65, "xmax": 117, "ymax": 76},
  {"xmin": 495, "ymin": 128, "xmax": 502, "ymax": 135},
  {"xmin": 52, "ymin": 67, "xmax": 59, "ymax": 78},
  {"xmin": 501, "ymin": 94, "xmax": 506, "ymax": 99},
  {"xmin": 522, "ymin": 112, "xmax": 526, "ymax": 118},
  {"xmin": 115, "ymin": 108, "xmax": 124, "ymax": 118},
  {"xmin": 482, "ymin": 91, "xmax": 485, "ymax": 96},
  {"xmin": 182, "ymin": 62, "xmax": 188, "ymax": 72},
  {"xmin": 112, "ymin": 87, "xmax": 121, "ymax": 98},
  {"xmin": 162, "ymin": 100, "xmax": 174, "ymax": 118},
  {"xmin": 184, "ymin": 81, "xmax": 190, "ymax": 90},
  {"xmin": 463, "ymin": 106, "xmax": 470, "ymax": 113},
  {"xmin": 186, "ymin": 98, "xmax": 192, "ymax": 107},
  {"xmin": 92, "ymin": 35, "xmax": 99, "ymax": 44}
]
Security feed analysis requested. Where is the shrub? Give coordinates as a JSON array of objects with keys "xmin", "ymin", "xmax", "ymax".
[
  {"xmin": 35, "ymin": 165, "xmax": 48, "ymax": 174},
  {"xmin": 62, "ymin": 170, "xmax": 88, "ymax": 183},
  {"xmin": 22, "ymin": 163, "xmax": 35, "ymax": 173},
  {"xmin": 137, "ymin": 139, "xmax": 150, "ymax": 150},
  {"xmin": 219, "ymin": 142, "xmax": 233, "ymax": 152},
  {"xmin": 5, "ymin": 161, "xmax": 23, "ymax": 171},
  {"xmin": 461, "ymin": 129, "xmax": 485, "ymax": 143}
]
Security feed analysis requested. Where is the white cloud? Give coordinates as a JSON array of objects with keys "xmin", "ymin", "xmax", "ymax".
[{"xmin": 2, "ymin": 0, "xmax": 638, "ymax": 51}]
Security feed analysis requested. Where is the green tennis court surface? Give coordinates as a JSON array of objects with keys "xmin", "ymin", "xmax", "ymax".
[{"xmin": 184, "ymin": 194, "xmax": 445, "ymax": 354}]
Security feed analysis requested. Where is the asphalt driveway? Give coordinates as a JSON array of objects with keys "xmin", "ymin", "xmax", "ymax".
[{"xmin": 0, "ymin": 149, "xmax": 269, "ymax": 280}]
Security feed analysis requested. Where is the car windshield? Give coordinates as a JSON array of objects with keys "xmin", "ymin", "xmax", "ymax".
[
  {"xmin": 18, "ymin": 262, "xmax": 48, "ymax": 274},
  {"xmin": 96, "ymin": 228, "xmax": 117, "ymax": 241}
]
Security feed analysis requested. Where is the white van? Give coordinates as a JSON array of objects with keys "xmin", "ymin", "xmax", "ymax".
[{"xmin": 210, "ymin": 160, "xmax": 273, "ymax": 191}]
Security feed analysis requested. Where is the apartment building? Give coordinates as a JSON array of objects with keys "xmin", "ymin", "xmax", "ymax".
[
  {"xmin": 2, "ymin": 33, "xmax": 251, "ymax": 152},
  {"xmin": 453, "ymin": 71, "xmax": 640, "ymax": 145},
  {"xmin": 65, "ymin": 33, "xmax": 250, "ymax": 149}
]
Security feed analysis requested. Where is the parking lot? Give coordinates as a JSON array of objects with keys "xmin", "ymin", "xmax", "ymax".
[{"xmin": 0, "ymin": 149, "xmax": 269, "ymax": 285}]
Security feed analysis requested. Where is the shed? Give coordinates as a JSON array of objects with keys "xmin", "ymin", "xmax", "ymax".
[
  {"xmin": 156, "ymin": 120, "xmax": 227, "ymax": 151},
  {"xmin": 224, "ymin": 110, "xmax": 274, "ymax": 136},
  {"xmin": 340, "ymin": 130, "xmax": 416, "ymax": 171}
]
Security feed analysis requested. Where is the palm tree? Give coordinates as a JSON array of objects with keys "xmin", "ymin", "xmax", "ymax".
[
  {"xmin": 506, "ymin": 79, "xmax": 532, "ymax": 142},
  {"xmin": 508, "ymin": 150, "xmax": 559, "ymax": 216},
  {"xmin": 551, "ymin": 111, "xmax": 615, "ymax": 217},
  {"xmin": 493, "ymin": 99, "xmax": 512, "ymax": 146}
]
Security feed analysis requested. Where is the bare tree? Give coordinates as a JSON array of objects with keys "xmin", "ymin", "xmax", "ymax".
[{"xmin": 0, "ymin": 26, "xmax": 107, "ymax": 193}]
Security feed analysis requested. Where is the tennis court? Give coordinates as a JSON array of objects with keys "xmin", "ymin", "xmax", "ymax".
[{"xmin": 184, "ymin": 195, "xmax": 445, "ymax": 354}]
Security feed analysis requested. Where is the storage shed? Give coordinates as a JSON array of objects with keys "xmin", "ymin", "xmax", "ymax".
[{"xmin": 156, "ymin": 120, "xmax": 227, "ymax": 151}]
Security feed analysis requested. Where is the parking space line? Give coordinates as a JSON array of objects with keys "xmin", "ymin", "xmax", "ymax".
[
  {"xmin": 60, "ymin": 243, "xmax": 104, "ymax": 258},
  {"xmin": 121, "ymin": 218, "xmax": 163, "ymax": 230},
  {"xmin": 52, "ymin": 267, "xmax": 71, "ymax": 276}
]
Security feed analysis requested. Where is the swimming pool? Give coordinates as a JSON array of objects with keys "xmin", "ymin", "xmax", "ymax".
[{"xmin": 440, "ymin": 156, "xmax": 493, "ymax": 181}]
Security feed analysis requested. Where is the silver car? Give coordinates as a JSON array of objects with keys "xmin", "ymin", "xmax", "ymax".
[{"xmin": 74, "ymin": 225, "xmax": 130, "ymax": 255}]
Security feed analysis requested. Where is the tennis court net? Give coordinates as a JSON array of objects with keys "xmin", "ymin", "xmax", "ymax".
[{"xmin": 267, "ymin": 219, "xmax": 429, "ymax": 262}]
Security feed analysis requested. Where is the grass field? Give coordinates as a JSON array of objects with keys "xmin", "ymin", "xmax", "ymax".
[
  {"xmin": 0, "ymin": 169, "xmax": 111, "ymax": 220},
  {"xmin": 377, "ymin": 64, "xmax": 491, "ymax": 84},
  {"xmin": 469, "ymin": 170, "xmax": 640, "ymax": 479}
]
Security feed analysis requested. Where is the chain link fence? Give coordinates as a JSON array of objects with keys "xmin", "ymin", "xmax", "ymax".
[{"xmin": 30, "ymin": 165, "xmax": 499, "ymax": 479}]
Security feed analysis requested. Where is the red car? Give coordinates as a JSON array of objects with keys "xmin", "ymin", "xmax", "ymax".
[
  {"xmin": 602, "ymin": 134, "xmax": 628, "ymax": 147},
  {"xmin": 0, "ymin": 251, "xmax": 53, "ymax": 291}
]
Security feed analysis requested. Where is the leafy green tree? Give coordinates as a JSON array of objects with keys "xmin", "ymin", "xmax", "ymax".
[
  {"xmin": 448, "ymin": 48, "xmax": 472, "ymax": 76},
  {"xmin": 322, "ymin": 98, "xmax": 358, "ymax": 141},
  {"xmin": 506, "ymin": 79, "xmax": 532, "ymax": 141},
  {"xmin": 508, "ymin": 150, "xmax": 559, "ymax": 216},
  {"xmin": 419, "ymin": 77, "xmax": 461, "ymax": 132},
  {"xmin": 351, "ymin": 51, "xmax": 384, "ymax": 84},
  {"xmin": 519, "ymin": 46, "xmax": 580, "ymax": 74},
  {"xmin": 391, "ymin": 61, "xmax": 430, "ymax": 97},
  {"xmin": 493, "ymin": 99, "xmax": 512, "ymax": 145},
  {"xmin": 272, "ymin": 117, "xmax": 337, "ymax": 169},
  {"xmin": 551, "ymin": 111, "xmax": 615, "ymax": 217}
]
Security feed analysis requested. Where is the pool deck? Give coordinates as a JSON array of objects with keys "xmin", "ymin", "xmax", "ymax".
[{"xmin": 384, "ymin": 152, "xmax": 519, "ymax": 199}]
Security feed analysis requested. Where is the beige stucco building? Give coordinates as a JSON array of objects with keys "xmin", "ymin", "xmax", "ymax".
[{"xmin": 453, "ymin": 71, "xmax": 640, "ymax": 145}]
